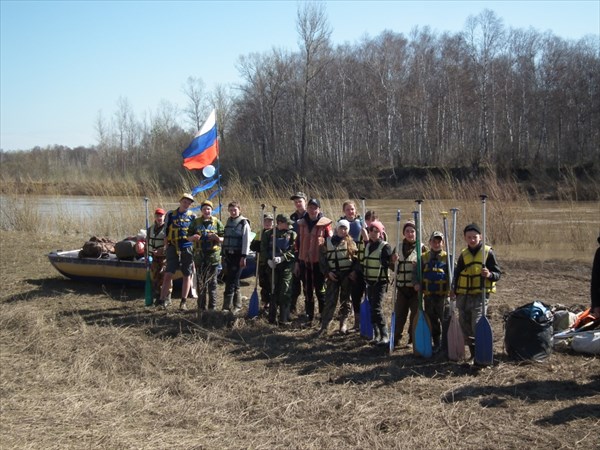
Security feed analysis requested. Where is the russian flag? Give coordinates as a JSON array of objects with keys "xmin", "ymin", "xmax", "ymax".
[{"xmin": 182, "ymin": 109, "xmax": 218, "ymax": 170}]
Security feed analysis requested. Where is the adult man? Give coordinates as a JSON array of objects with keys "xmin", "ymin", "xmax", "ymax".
[
  {"xmin": 222, "ymin": 201, "xmax": 251, "ymax": 313},
  {"xmin": 147, "ymin": 207, "xmax": 167, "ymax": 304},
  {"xmin": 158, "ymin": 193, "xmax": 196, "ymax": 310},
  {"xmin": 295, "ymin": 198, "xmax": 332, "ymax": 325},
  {"xmin": 289, "ymin": 192, "xmax": 307, "ymax": 315},
  {"xmin": 187, "ymin": 200, "xmax": 224, "ymax": 311}
]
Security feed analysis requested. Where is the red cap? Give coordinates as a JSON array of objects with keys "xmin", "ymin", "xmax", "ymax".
[{"xmin": 154, "ymin": 208, "xmax": 166, "ymax": 215}]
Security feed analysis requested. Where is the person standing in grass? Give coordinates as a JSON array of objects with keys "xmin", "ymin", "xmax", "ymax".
[
  {"xmin": 295, "ymin": 198, "xmax": 333, "ymax": 325},
  {"xmin": 451, "ymin": 223, "xmax": 501, "ymax": 359},
  {"xmin": 361, "ymin": 220, "xmax": 394, "ymax": 346},
  {"xmin": 391, "ymin": 220, "xmax": 424, "ymax": 349},
  {"xmin": 158, "ymin": 193, "xmax": 196, "ymax": 310},
  {"xmin": 318, "ymin": 219, "xmax": 359, "ymax": 336},
  {"xmin": 221, "ymin": 201, "xmax": 251, "ymax": 313},
  {"xmin": 187, "ymin": 200, "xmax": 224, "ymax": 311},
  {"xmin": 414, "ymin": 231, "xmax": 450, "ymax": 353},
  {"xmin": 263, "ymin": 214, "xmax": 297, "ymax": 325},
  {"xmin": 147, "ymin": 207, "xmax": 168, "ymax": 305},
  {"xmin": 339, "ymin": 201, "xmax": 365, "ymax": 332},
  {"xmin": 289, "ymin": 192, "xmax": 308, "ymax": 316},
  {"xmin": 250, "ymin": 213, "xmax": 275, "ymax": 312}
]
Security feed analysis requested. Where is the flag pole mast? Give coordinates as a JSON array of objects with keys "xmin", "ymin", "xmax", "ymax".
[{"xmin": 215, "ymin": 112, "xmax": 222, "ymax": 222}]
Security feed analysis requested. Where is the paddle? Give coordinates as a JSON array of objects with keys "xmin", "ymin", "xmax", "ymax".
[
  {"xmin": 389, "ymin": 209, "xmax": 401, "ymax": 355},
  {"xmin": 413, "ymin": 200, "xmax": 432, "ymax": 358},
  {"xmin": 248, "ymin": 204, "xmax": 265, "ymax": 319},
  {"xmin": 268, "ymin": 205, "xmax": 278, "ymax": 323},
  {"xmin": 359, "ymin": 197, "xmax": 373, "ymax": 339},
  {"xmin": 475, "ymin": 194, "xmax": 493, "ymax": 366},
  {"xmin": 446, "ymin": 208, "xmax": 465, "ymax": 361},
  {"xmin": 144, "ymin": 197, "xmax": 153, "ymax": 306}
]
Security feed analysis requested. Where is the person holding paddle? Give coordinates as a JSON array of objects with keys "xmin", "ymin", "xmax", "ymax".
[
  {"xmin": 391, "ymin": 220, "xmax": 426, "ymax": 349},
  {"xmin": 361, "ymin": 220, "xmax": 394, "ymax": 346},
  {"xmin": 263, "ymin": 214, "xmax": 297, "ymax": 325},
  {"xmin": 414, "ymin": 231, "xmax": 451, "ymax": 354},
  {"xmin": 451, "ymin": 223, "xmax": 501, "ymax": 359},
  {"xmin": 157, "ymin": 194, "xmax": 197, "ymax": 310},
  {"xmin": 250, "ymin": 213, "xmax": 275, "ymax": 313},
  {"xmin": 187, "ymin": 200, "xmax": 224, "ymax": 311},
  {"xmin": 318, "ymin": 219, "xmax": 359, "ymax": 336}
]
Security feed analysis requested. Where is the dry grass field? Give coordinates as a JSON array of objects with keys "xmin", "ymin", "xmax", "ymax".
[{"xmin": 1, "ymin": 231, "xmax": 598, "ymax": 449}]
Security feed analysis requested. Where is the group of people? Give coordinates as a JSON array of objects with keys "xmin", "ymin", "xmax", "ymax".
[{"xmin": 144, "ymin": 191, "xmax": 508, "ymax": 359}]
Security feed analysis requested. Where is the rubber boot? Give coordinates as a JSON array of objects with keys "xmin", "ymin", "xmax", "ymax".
[
  {"xmin": 370, "ymin": 325, "xmax": 381, "ymax": 345},
  {"xmin": 233, "ymin": 290, "xmax": 242, "ymax": 313},
  {"xmin": 352, "ymin": 313, "xmax": 360, "ymax": 331},
  {"xmin": 223, "ymin": 294, "xmax": 234, "ymax": 311},
  {"xmin": 378, "ymin": 324, "xmax": 390, "ymax": 346},
  {"xmin": 339, "ymin": 318, "xmax": 348, "ymax": 334},
  {"xmin": 279, "ymin": 305, "xmax": 291, "ymax": 326}
]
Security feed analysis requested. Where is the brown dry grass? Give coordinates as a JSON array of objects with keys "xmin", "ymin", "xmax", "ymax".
[{"xmin": 0, "ymin": 231, "xmax": 599, "ymax": 450}]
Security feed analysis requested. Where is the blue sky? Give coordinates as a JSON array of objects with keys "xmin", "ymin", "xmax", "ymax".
[{"xmin": 1, "ymin": 0, "xmax": 599, "ymax": 151}]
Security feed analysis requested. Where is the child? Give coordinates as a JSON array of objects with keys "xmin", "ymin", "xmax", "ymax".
[
  {"xmin": 318, "ymin": 219, "xmax": 359, "ymax": 336},
  {"xmin": 250, "ymin": 213, "xmax": 275, "ymax": 312},
  {"xmin": 263, "ymin": 214, "xmax": 297, "ymax": 325},
  {"xmin": 451, "ymin": 223, "xmax": 501, "ymax": 358},
  {"xmin": 147, "ymin": 208, "xmax": 167, "ymax": 304},
  {"xmin": 360, "ymin": 220, "xmax": 394, "ymax": 346},
  {"xmin": 414, "ymin": 231, "xmax": 450, "ymax": 353},
  {"xmin": 391, "ymin": 221, "xmax": 427, "ymax": 349},
  {"xmin": 222, "ymin": 201, "xmax": 252, "ymax": 313},
  {"xmin": 187, "ymin": 200, "xmax": 224, "ymax": 311}
]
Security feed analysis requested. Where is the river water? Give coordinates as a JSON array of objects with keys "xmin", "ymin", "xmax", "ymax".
[{"xmin": 1, "ymin": 195, "xmax": 598, "ymax": 262}]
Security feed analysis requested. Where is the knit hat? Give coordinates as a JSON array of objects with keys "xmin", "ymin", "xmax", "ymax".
[
  {"xmin": 337, "ymin": 219, "xmax": 350, "ymax": 230},
  {"xmin": 403, "ymin": 221, "xmax": 416, "ymax": 232},
  {"xmin": 369, "ymin": 220, "xmax": 385, "ymax": 234},
  {"xmin": 464, "ymin": 223, "xmax": 481, "ymax": 235}
]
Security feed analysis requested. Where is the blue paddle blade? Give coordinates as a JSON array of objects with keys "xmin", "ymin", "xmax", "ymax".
[
  {"xmin": 360, "ymin": 297, "xmax": 373, "ymax": 339},
  {"xmin": 389, "ymin": 312, "xmax": 396, "ymax": 354},
  {"xmin": 414, "ymin": 310, "xmax": 433, "ymax": 358},
  {"xmin": 247, "ymin": 289, "xmax": 260, "ymax": 319},
  {"xmin": 475, "ymin": 315, "xmax": 494, "ymax": 365}
]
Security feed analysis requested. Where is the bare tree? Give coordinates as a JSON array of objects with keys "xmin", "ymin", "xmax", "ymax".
[
  {"xmin": 296, "ymin": 1, "xmax": 332, "ymax": 171},
  {"xmin": 183, "ymin": 76, "xmax": 207, "ymax": 131}
]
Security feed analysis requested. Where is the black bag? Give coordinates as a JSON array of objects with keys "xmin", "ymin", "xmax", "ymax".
[
  {"xmin": 504, "ymin": 301, "xmax": 553, "ymax": 361},
  {"xmin": 114, "ymin": 240, "xmax": 138, "ymax": 260}
]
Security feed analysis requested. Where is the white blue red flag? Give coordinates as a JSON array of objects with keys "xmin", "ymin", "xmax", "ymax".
[{"xmin": 182, "ymin": 109, "xmax": 218, "ymax": 170}]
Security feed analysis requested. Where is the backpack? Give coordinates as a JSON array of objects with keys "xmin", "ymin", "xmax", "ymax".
[
  {"xmin": 114, "ymin": 239, "xmax": 138, "ymax": 260},
  {"xmin": 79, "ymin": 236, "xmax": 115, "ymax": 258},
  {"xmin": 504, "ymin": 301, "xmax": 554, "ymax": 361}
]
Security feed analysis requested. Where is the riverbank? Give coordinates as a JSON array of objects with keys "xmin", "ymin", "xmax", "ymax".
[{"xmin": 0, "ymin": 231, "xmax": 598, "ymax": 449}]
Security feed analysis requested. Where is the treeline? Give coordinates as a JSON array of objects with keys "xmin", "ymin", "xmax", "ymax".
[{"xmin": 1, "ymin": 6, "xmax": 599, "ymax": 194}]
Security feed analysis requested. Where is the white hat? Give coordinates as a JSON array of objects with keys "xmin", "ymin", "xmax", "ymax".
[
  {"xmin": 137, "ymin": 229, "xmax": 147, "ymax": 239},
  {"xmin": 337, "ymin": 219, "xmax": 350, "ymax": 229}
]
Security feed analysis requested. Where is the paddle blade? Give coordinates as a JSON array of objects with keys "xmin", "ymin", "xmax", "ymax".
[
  {"xmin": 389, "ymin": 312, "xmax": 396, "ymax": 355},
  {"xmin": 144, "ymin": 271, "xmax": 153, "ymax": 306},
  {"xmin": 248, "ymin": 289, "xmax": 260, "ymax": 319},
  {"xmin": 360, "ymin": 297, "xmax": 373, "ymax": 339},
  {"xmin": 475, "ymin": 315, "xmax": 494, "ymax": 365},
  {"xmin": 447, "ymin": 310, "xmax": 465, "ymax": 361},
  {"xmin": 413, "ymin": 310, "xmax": 433, "ymax": 358}
]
